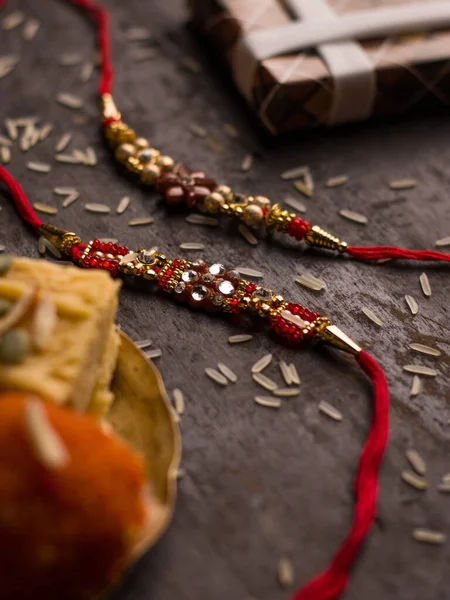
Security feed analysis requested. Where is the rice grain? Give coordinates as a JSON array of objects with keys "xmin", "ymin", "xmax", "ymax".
[
  {"xmin": 186, "ymin": 214, "xmax": 218, "ymax": 226},
  {"xmin": 238, "ymin": 224, "xmax": 258, "ymax": 246},
  {"xmin": 84, "ymin": 203, "xmax": 110, "ymax": 214},
  {"xmin": 125, "ymin": 27, "xmax": 152, "ymax": 41},
  {"xmin": 390, "ymin": 179, "xmax": 417, "ymax": 190},
  {"xmin": 241, "ymin": 153, "xmax": 253, "ymax": 172},
  {"xmin": 33, "ymin": 203, "xmax": 58, "ymax": 215},
  {"xmin": 281, "ymin": 165, "xmax": 310, "ymax": 180},
  {"xmin": 252, "ymin": 373, "xmax": 278, "ymax": 391},
  {"xmin": 22, "ymin": 18, "xmax": 40, "ymax": 40},
  {"xmin": 2, "ymin": 11, "xmax": 24, "ymax": 30},
  {"xmin": 205, "ymin": 136, "xmax": 224, "ymax": 154},
  {"xmin": 277, "ymin": 557, "xmax": 294, "ymax": 588},
  {"xmin": 401, "ymin": 470, "xmax": 428, "ymax": 490},
  {"xmin": 56, "ymin": 92, "xmax": 83, "ymax": 109},
  {"xmin": 27, "ymin": 161, "xmax": 51, "ymax": 174},
  {"xmin": 406, "ymin": 449, "xmax": 426, "ymax": 475},
  {"xmin": 179, "ymin": 242, "xmax": 205, "ymax": 250},
  {"xmin": 217, "ymin": 362, "xmax": 238, "ymax": 383},
  {"xmin": 419, "ymin": 273, "xmax": 432, "ymax": 297},
  {"xmin": 318, "ymin": 401, "xmax": 343, "ymax": 421},
  {"xmin": 326, "ymin": 175, "xmax": 348, "ymax": 188},
  {"xmin": 295, "ymin": 273, "xmax": 327, "ymax": 291},
  {"xmin": 205, "ymin": 367, "xmax": 228, "ymax": 386},
  {"xmin": 136, "ymin": 339, "xmax": 152, "ymax": 349},
  {"xmin": 173, "ymin": 388, "xmax": 185, "ymax": 415},
  {"xmin": 279, "ymin": 361, "xmax": 293, "ymax": 385},
  {"xmin": 361, "ymin": 307, "xmax": 383, "ymax": 326},
  {"xmin": 409, "ymin": 343, "xmax": 441, "ymax": 357},
  {"xmin": 412, "ymin": 529, "xmax": 446, "ymax": 545},
  {"xmin": 116, "ymin": 196, "xmax": 131, "ymax": 214},
  {"xmin": 0, "ymin": 146, "xmax": 11, "ymax": 164},
  {"xmin": 38, "ymin": 123, "xmax": 53, "ymax": 142},
  {"xmin": 289, "ymin": 364, "xmax": 300, "ymax": 385},
  {"xmin": 223, "ymin": 123, "xmax": 238, "ymax": 138},
  {"xmin": 403, "ymin": 365, "xmax": 437, "ymax": 377},
  {"xmin": 236, "ymin": 267, "xmax": 264, "ymax": 279},
  {"xmin": 0, "ymin": 134, "xmax": 12, "ymax": 146},
  {"xmin": 405, "ymin": 295, "xmax": 419, "ymax": 315},
  {"xmin": 410, "ymin": 375, "xmax": 421, "ymax": 397},
  {"xmin": 435, "ymin": 236, "xmax": 450, "ymax": 248},
  {"xmin": 284, "ymin": 196, "xmax": 307, "ymax": 213},
  {"xmin": 251, "ymin": 353, "xmax": 273, "ymax": 373},
  {"xmin": 273, "ymin": 388, "xmax": 300, "ymax": 397},
  {"xmin": 62, "ymin": 193, "xmax": 79, "ymax": 208},
  {"xmin": 146, "ymin": 348, "xmax": 162, "ymax": 359},
  {"xmin": 128, "ymin": 217, "xmax": 154, "ymax": 226},
  {"xmin": 80, "ymin": 61, "xmax": 94, "ymax": 83},
  {"xmin": 228, "ymin": 334, "xmax": 253, "ymax": 344},
  {"xmin": 188, "ymin": 123, "xmax": 207, "ymax": 138},
  {"xmin": 437, "ymin": 483, "xmax": 450, "ymax": 493},
  {"xmin": 293, "ymin": 179, "xmax": 313, "ymax": 197},
  {"xmin": 55, "ymin": 132, "xmax": 73, "ymax": 153},
  {"xmin": 254, "ymin": 396, "xmax": 281, "ymax": 409},
  {"xmin": 339, "ymin": 209, "xmax": 368, "ymax": 224}
]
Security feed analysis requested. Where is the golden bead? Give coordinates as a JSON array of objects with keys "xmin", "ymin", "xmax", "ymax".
[
  {"xmin": 135, "ymin": 137, "xmax": 149, "ymax": 150},
  {"xmin": 140, "ymin": 164, "xmax": 161, "ymax": 185},
  {"xmin": 216, "ymin": 185, "xmax": 233, "ymax": 203},
  {"xmin": 137, "ymin": 148, "xmax": 158, "ymax": 164},
  {"xmin": 242, "ymin": 204, "xmax": 264, "ymax": 227},
  {"xmin": 204, "ymin": 192, "xmax": 225, "ymax": 214},
  {"xmin": 156, "ymin": 155, "xmax": 175, "ymax": 171},
  {"xmin": 115, "ymin": 143, "xmax": 135, "ymax": 162},
  {"xmin": 116, "ymin": 127, "xmax": 137, "ymax": 145},
  {"xmin": 253, "ymin": 195, "xmax": 271, "ymax": 208}
]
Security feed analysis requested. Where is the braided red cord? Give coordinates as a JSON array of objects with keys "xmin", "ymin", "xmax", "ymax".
[
  {"xmin": 66, "ymin": 0, "xmax": 113, "ymax": 95},
  {"xmin": 291, "ymin": 351, "xmax": 389, "ymax": 600},
  {"xmin": 347, "ymin": 245, "xmax": 450, "ymax": 263},
  {"xmin": 0, "ymin": 165, "xmax": 43, "ymax": 229}
]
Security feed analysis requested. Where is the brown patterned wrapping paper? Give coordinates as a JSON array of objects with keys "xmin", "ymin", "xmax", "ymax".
[{"xmin": 188, "ymin": 0, "xmax": 450, "ymax": 134}]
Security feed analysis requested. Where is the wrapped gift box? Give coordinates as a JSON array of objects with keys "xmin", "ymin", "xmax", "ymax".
[{"xmin": 189, "ymin": 0, "xmax": 450, "ymax": 134}]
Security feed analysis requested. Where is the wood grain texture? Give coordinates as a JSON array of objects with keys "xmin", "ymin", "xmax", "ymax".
[{"xmin": 1, "ymin": 2, "xmax": 450, "ymax": 599}]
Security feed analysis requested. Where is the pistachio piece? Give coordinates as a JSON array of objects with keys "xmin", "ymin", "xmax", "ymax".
[{"xmin": 0, "ymin": 328, "xmax": 31, "ymax": 363}]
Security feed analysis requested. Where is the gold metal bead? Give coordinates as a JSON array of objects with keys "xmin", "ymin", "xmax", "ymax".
[
  {"xmin": 116, "ymin": 126, "xmax": 136, "ymax": 145},
  {"xmin": 242, "ymin": 204, "xmax": 264, "ymax": 227},
  {"xmin": 137, "ymin": 148, "xmax": 159, "ymax": 164},
  {"xmin": 115, "ymin": 143, "xmax": 136, "ymax": 163},
  {"xmin": 140, "ymin": 164, "xmax": 161, "ymax": 185},
  {"xmin": 305, "ymin": 225, "xmax": 348, "ymax": 253},
  {"xmin": 216, "ymin": 185, "xmax": 233, "ymax": 203},
  {"xmin": 135, "ymin": 137, "xmax": 149, "ymax": 150},
  {"xmin": 253, "ymin": 195, "xmax": 271, "ymax": 208},
  {"xmin": 125, "ymin": 156, "xmax": 143, "ymax": 174},
  {"xmin": 204, "ymin": 192, "xmax": 225, "ymax": 214},
  {"xmin": 265, "ymin": 204, "xmax": 293, "ymax": 232},
  {"xmin": 156, "ymin": 155, "xmax": 175, "ymax": 171}
]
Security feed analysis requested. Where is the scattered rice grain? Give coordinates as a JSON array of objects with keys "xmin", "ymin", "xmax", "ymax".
[
  {"xmin": 5, "ymin": 118, "xmax": 18, "ymax": 140},
  {"xmin": 410, "ymin": 375, "xmax": 421, "ymax": 397},
  {"xmin": 80, "ymin": 61, "xmax": 94, "ymax": 83},
  {"xmin": 442, "ymin": 473, "xmax": 450, "ymax": 484},
  {"xmin": 62, "ymin": 193, "xmax": 79, "ymax": 208},
  {"xmin": 279, "ymin": 361, "xmax": 293, "ymax": 385},
  {"xmin": 273, "ymin": 388, "xmax": 300, "ymax": 397},
  {"xmin": 54, "ymin": 186, "xmax": 78, "ymax": 196},
  {"xmin": 116, "ymin": 196, "xmax": 131, "ymax": 214},
  {"xmin": 27, "ymin": 161, "xmax": 51, "ymax": 174},
  {"xmin": 409, "ymin": 343, "xmax": 441, "ymax": 357},
  {"xmin": 437, "ymin": 483, "xmax": 450, "ymax": 493},
  {"xmin": 0, "ymin": 146, "xmax": 11, "ymax": 164},
  {"xmin": 205, "ymin": 367, "xmax": 228, "ymax": 386},
  {"xmin": 281, "ymin": 165, "xmax": 310, "ymax": 180},
  {"xmin": 277, "ymin": 557, "xmax": 294, "ymax": 588},
  {"xmin": 85, "ymin": 147, "xmax": 97, "ymax": 166},
  {"xmin": 55, "ymin": 154, "xmax": 80, "ymax": 164},
  {"xmin": 217, "ymin": 362, "xmax": 237, "ymax": 383},
  {"xmin": 146, "ymin": 348, "xmax": 162, "ymax": 359},
  {"xmin": 289, "ymin": 364, "xmax": 300, "ymax": 385},
  {"xmin": 390, "ymin": 179, "xmax": 417, "ymax": 190},
  {"xmin": 419, "ymin": 273, "xmax": 432, "ymax": 297},
  {"xmin": 59, "ymin": 52, "xmax": 83, "ymax": 66},
  {"xmin": 326, "ymin": 175, "xmax": 348, "ymax": 188},
  {"xmin": 0, "ymin": 134, "xmax": 12, "ymax": 146},
  {"xmin": 254, "ymin": 396, "xmax": 281, "ymax": 409},
  {"xmin": 236, "ymin": 266, "xmax": 264, "ymax": 278},
  {"xmin": 186, "ymin": 214, "xmax": 218, "ymax": 226},
  {"xmin": 361, "ymin": 306, "xmax": 383, "ymax": 326},
  {"xmin": 205, "ymin": 136, "xmax": 224, "ymax": 154},
  {"xmin": 135, "ymin": 339, "xmax": 152, "ymax": 349},
  {"xmin": 251, "ymin": 353, "xmax": 273, "ymax": 373},
  {"xmin": 223, "ymin": 123, "xmax": 238, "ymax": 138},
  {"xmin": 38, "ymin": 123, "xmax": 53, "ymax": 142},
  {"xmin": 241, "ymin": 153, "xmax": 253, "ymax": 172},
  {"xmin": 188, "ymin": 123, "xmax": 207, "ymax": 138},
  {"xmin": 22, "ymin": 18, "xmax": 40, "ymax": 40},
  {"xmin": 318, "ymin": 401, "xmax": 343, "ymax": 421},
  {"xmin": 238, "ymin": 224, "xmax": 258, "ymax": 246},
  {"xmin": 179, "ymin": 242, "xmax": 205, "ymax": 250},
  {"xmin": 228, "ymin": 334, "xmax": 253, "ymax": 344},
  {"xmin": 33, "ymin": 203, "xmax": 57, "ymax": 215},
  {"xmin": 181, "ymin": 56, "xmax": 202, "ymax": 73},
  {"xmin": 130, "ymin": 47, "xmax": 159, "ymax": 62},
  {"xmin": 55, "ymin": 132, "xmax": 73, "ymax": 153},
  {"xmin": 173, "ymin": 388, "xmax": 185, "ymax": 415},
  {"xmin": 295, "ymin": 273, "xmax": 327, "ymax": 292},
  {"xmin": 252, "ymin": 372, "xmax": 278, "ymax": 391},
  {"xmin": 401, "ymin": 470, "xmax": 428, "ymax": 490},
  {"xmin": 412, "ymin": 529, "xmax": 446, "ymax": 545},
  {"xmin": 403, "ymin": 365, "xmax": 437, "ymax": 377},
  {"xmin": 406, "ymin": 449, "xmax": 426, "ymax": 476},
  {"xmin": 405, "ymin": 295, "xmax": 419, "ymax": 315},
  {"xmin": 284, "ymin": 196, "xmax": 307, "ymax": 213},
  {"xmin": 128, "ymin": 217, "xmax": 154, "ymax": 226},
  {"xmin": 2, "ymin": 11, "xmax": 24, "ymax": 30},
  {"xmin": 56, "ymin": 92, "xmax": 83, "ymax": 109},
  {"xmin": 84, "ymin": 203, "xmax": 110, "ymax": 214},
  {"xmin": 339, "ymin": 208, "xmax": 368, "ymax": 224},
  {"xmin": 125, "ymin": 26, "xmax": 152, "ymax": 41},
  {"xmin": 293, "ymin": 178, "xmax": 313, "ymax": 197},
  {"xmin": 435, "ymin": 235, "xmax": 450, "ymax": 248}
]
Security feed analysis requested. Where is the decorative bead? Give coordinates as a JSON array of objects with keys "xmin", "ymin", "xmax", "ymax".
[
  {"xmin": 218, "ymin": 280, "xmax": 234, "ymax": 295},
  {"xmin": 140, "ymin": 164, "xmax": 161, "ymax": 185},
  {"xmin": 137, "ymin": 148, "xmax": 157, "ymax": 164},
  {"xmin": 216, "ymin": 185, "xmax": 233, "ymax": 203},
  {"xmin": 174, "ymin": 282, "xmax": 186, "ymax": 294},
  {"xmin": 191, "ymin": 285, "xmax": 209, "ymax": 301},
  {"xmin": 209, "ymin": 263, "xmax": 225, "ymax": 276},
  {"xmin": 253, "ymin": 287, "xmax": 273, "ymax": 301},
  {"xmin": 202, "ymin": 273, "xmax": 215, "ymax": 283},
  {"xmin": 212, "ymin": 294, "xmax": 224, "ymax": 306},
  {"xmin": 287, "ymin": 217, "xmax": 311, "ymax": 241},
  {"xmin": 138, "ymin": 250, "xmax": 156, "ymax": 265},
  {"xmin": 115, "ymin": 143, "xmax": 136, "ymax": 162},
  {"xmin": 253, "ymin": 195, "xmax": 271, "ymax": 208},
  {"xmin": 182, "ymin": 270, "xmax": 199, "ymax": 283},
  {"xmin": 204, "ymin": 192, "xmax": 225, "ymax": 214},
  {"xmin": 242, "ymin": 204, "xmax": 264, "ymax": 227},
  {"xmin": 156, "ymin": 155, "xmax": 175, "ymax": 171},
  {"xmin": 135, "ymin": 137, "xmax": 149, "ymax": 150}
]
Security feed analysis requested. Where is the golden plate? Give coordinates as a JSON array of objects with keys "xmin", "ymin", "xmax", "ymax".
[{"xmin": 105, "ymin": 332, "xmax": 181, "ymax": 556}]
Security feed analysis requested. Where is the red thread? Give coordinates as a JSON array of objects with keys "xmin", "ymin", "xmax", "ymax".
[
  {"xmin": 66, "ymin": 0, "xmax": 113, "ymax": 95},
  {"xmin": 290, "ymin": 350, "xmax": 389, "ymax": 600},
  {"xmin": 0, "ymin": 165, "xmax": 43, "ymax": 230},
  {"xmin": 347, "ymin": 245, "xmax": 450, "ymax": 263}
]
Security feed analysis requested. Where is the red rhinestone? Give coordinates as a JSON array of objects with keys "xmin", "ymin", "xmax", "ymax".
[{"xmin": 245, "ymin": 283, "xmax": 257, "ymax": 294}]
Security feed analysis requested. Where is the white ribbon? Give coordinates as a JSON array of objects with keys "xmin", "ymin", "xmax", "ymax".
[{"xmin": 233, "ymin": 0, "xmax": 450, "ymax": 126}]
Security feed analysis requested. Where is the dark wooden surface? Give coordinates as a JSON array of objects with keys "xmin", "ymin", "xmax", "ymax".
[{"xmin": 1, "ymin": 2, "xmax": 450, "ymax": 599}]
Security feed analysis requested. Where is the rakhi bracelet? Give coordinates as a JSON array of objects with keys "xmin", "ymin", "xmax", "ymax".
[
  {"xmin": 69, "ymin": 0, "xmax": 449, "ymax": 267},
  {"xmin": 1, "ymin": 161, "xmax": 389, "ymax": 600}
]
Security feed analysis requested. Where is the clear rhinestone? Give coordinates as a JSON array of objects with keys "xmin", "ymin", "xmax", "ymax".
[
  {"xmin": 202, "ymin": 273, "xmax": 215, "ymax": 283},
  {"xmin": 209, "ymin": 263, "xmax": 225, "ymax": 276},
  {"xmin": 138, "ymin": 250, "xmax": 156, "ymax": 265},
  {"xmin": 253, "ymin": 287, "xmax": 273, "ymax": 300},
  {"xmin": 174, "ymin": 282, "xmax": 186, "ymax": 294},
  {"xmin": 218, "ymin": 280, "xmax": 235, "ymax": 295},
  {"xmin": 192, "ymin": 259, "xmax": 205, "ymax": 267},
  {"xmin": 191, "ymin": 285, "xmax": 208, "ymax": 301},
  {"xmin": 227, "ymin": 270, "xmax": 240, "ymax": 280},
  {"xmin": 212, "ymin": 294, "xmax": 224, "ymax": 306},
  {"xmin": 182, "ymin": 270, "xmax": 199, "ymax": 283}
]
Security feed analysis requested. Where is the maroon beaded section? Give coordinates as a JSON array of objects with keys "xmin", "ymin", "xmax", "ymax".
[
  {"xmin": 156, "ymin": 164, "xmax": 216, "ymax": 209},
  {"xmin": 270, "ymin": 302, "xmax": 320, "ymax": 343},
  {"xmin": 77, "ymin": 239, "xmax": 130, "ymax": 277}
]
